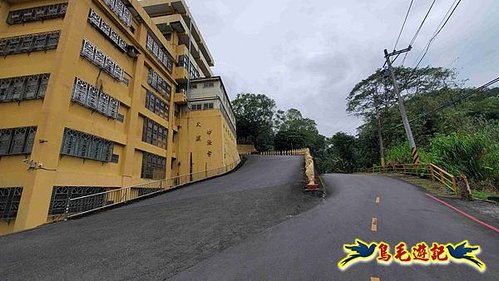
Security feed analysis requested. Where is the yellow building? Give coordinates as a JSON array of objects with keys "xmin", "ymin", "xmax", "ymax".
[{"xmin": 0, "ymin": 0, "xmax": 239, "ymax": 235}]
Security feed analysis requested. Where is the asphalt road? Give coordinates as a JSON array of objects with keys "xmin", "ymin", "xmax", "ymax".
[
  {"xmin": 0, "ymin": 159, "xmax": 497, "ymax": 281},
  {"xmin": 169, "ymin": 174, "xmax": 499, "ymax": 281},
  {"xmin": 0, "ymin": 155, "xmax": 321, "ymax": 281}
]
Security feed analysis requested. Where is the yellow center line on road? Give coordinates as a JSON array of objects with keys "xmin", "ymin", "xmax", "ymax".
[
  {"xmin": 371, "ymin": 217, "xmax": 378, "ymax": 232},
  {"xmin": 370, "ymin": 277, "xmax": 381, "ymax": 281},
  {"xmin": 375, "ymin": 196, "xmax": 380, "ymax": 204}
]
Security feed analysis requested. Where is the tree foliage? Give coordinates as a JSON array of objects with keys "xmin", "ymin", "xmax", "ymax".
[
  {"xmin": 232, "ymin": 93, "xmax": 276, "ymax": 151},
  {"xmin": 347, "ymin": 66, "xmax": 458, "ymax": 119}
]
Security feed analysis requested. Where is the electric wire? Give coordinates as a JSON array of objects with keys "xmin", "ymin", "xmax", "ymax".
[
  {"xmin": 412, "ymin": 0, "xmax": 462, "ymax": 69},
  {"xmin": 394, "ymin": 0, "xmax": 415, "ymax": 51},
  {"xmin": 401, "ymin": 0, "xmax": 437, "ymax": 66}
]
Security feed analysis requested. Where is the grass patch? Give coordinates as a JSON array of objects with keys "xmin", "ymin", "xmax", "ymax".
[{"xmin": 471, "ymin": 190, "xmax": 497, "ymax": 201}]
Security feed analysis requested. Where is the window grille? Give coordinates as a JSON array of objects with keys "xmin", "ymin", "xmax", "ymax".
[
  {"xmin": 48, "ymin": 186, "xmax": 108, "ymax": 215},
  {"xmin": 81, "ymin": 40, "xmax": 95, "ymax": 60},
  {"xmin": 142, "ymin": 118, "xmax": 167, "ymax": 149},
  {"xmin": 6, "ymin": 3, "xmax": 67, "ymax": 25},
  {"xmin": 80, "ymin": 39, "xmax": 124, "ymax": 82},
  {"xmin": 111, "ymin": 154, "xmax": 119, "ymax": 163},
  {"xmin": 24, "ymin": 75, "xmax": 39, "ymax": 99},
  {"xmin": 12, "ymin": 77, "xmax": 25, "ymax": 100},
  {"xmin": 0, "ymin": 39, "xmax": 7, "ymax": 55},
  {"xmin": 100, "ymin": 20, "xmax": 111, "ymax": 36},
  {"xmin": 0, "ymin": 187, "xmax": 23, "ymax": 220},
  {"xmin": 145, "ymin": 91, "xmax": 169, "ymax": 120},
  {"xmin": 19, "ymin": 35, "xmax": 33, "ymax": 53},
  {"xmin": 88, "ymin": 9, "xmax": 101, "ymax": 27},
  {"xmin": 146, "ymin": 33, "xmax": 174, "ymax": 73},
  {"xmin": 104, "ymin": 57, "xmax": 115, "ymax": 74},
  {"xmin": 37, "ymin": 74, "xmax": 49, "ymax": 97},
  {"xmin": 0, "ymin": 31, "xmax": 60, "ymax": 56},
  {"xmin": 109, "ymin": 30, "xmax": 119, "ymax": 45},
  {"xmin": 94, "ymin": 49, "xmax": 106, "ymax": 68},
  {"xmin": 0, "ymin": 127, "xmax": 37, "ymax": 156},
  {"xmin": 103, "ymin": 0, "xmax": 132, "ymax": 27},
  {"xmin": 61, "ymin": 128, "xmax": 113, "ymax": 162},
  {"xmin": 32, "ymin": 33, "xmax": 48, "ymax": 51},
  {"xmin": 46, "ymin": 32, "xmax": 60, "ymax": 49},
  {"xmin": 71, "ymin": 77, "xmax": 120, "ymax": 119},
  {"xmin": 0, "ymin": 74, "xmax": 49, "ymax": 103},
  {"xmin": 141, "ymin": 152, "xmax": 166, "ymax": 179},
  {"xmin": 147, "ymin": 68, "xmax": 171, "ymax": 100},
  {"xmin": 97, "ymin": 92, "xmax": 110, "ymax": 113},
  {"xmin": 117, "ymin": 113, "xmax": 125, "ymax": 123}
]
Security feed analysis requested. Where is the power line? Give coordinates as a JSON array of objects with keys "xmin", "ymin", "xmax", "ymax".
[
  {"xmin": 393, "ymin": 0, "xmax": 415, "ymax": 51},
  {"xmin": 409, "ymin": 0, "xmax": 437, "ymax": 46},
  {"xmin": 412, "ymin": 0, "xmax": 462, "ymax": 69},
  {"xmin": 401, "ymin": 0, "xmax": 437, "ymax": 66}
]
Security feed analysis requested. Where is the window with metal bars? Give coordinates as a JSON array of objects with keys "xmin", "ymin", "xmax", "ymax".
[
  {"xmin": 147, "ymin": 68, "xmax": 171, "ymax": 100},
  {"xmin": 0, "ymin": 187, "xmax": 23, "ymax": 220},
  {"xmin": 142, "ymin": 118, "xmax": 167, "ymax": 149},
  {"xmin": 0, "ymin": 127, "xmax": 37, "ymax": 156},
  {"xmin": 103, "ymin": 0, "xmax": 132, "ymax": 27},
  {"xmin": 80, "ymin": 39, "xmax": 124, "ymax": 82},
  {"xmin": 60, "ymin": 128, "xmax": 113, "ymax": 162},
  {"xmin": 145, "ymin": 90, "xmax": 169, "ymax": 120},
  {"xmin": 0, "ymin": 74, "xmax": 49, "ymax": 103},
  {"xmin": 48, "ymin": 186, "xmax": 108, "ymax": 215},
  {"xmin": 141, "ymin": 152, "xmax": 166, "ymax": 179},
  {"xmin": 88, "ymin": 9, "xmax": 128, "ymax": 53},
  {"xmin": 6, "ymin": 3, "xmax": 67, "ymax": 25},
  {"xmin": 146, "ymin": 33, "xmax": 174, "ymax": 73},
  {"xmin": 0, "ymin": 31, "xmax": 60, "ymax": 56},
  {"xmin": 71, "ymin": 77, "xmax": 120, "ymax": 119}
]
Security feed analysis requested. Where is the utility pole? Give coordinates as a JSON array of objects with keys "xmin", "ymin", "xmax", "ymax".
[
  {"xmin": 373, "ymin": 94, "xmax": 385, "ymax": 167},
  {"xmin": 384, "ymin": 47, "xmax": 420, "ymax": 165}
]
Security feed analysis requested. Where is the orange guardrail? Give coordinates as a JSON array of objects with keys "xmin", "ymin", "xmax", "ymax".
[
  {"xmin": 365, "ymin": 163, "xmax": 458, "ymax": 194},
  {"xmin": 429, "ymin": 164, "xmax": 457, "ymax": 193}
]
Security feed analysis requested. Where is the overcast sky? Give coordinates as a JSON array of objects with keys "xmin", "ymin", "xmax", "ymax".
[{"xmin": 186, "ymin": 0, "xmax": 498, "ymax": 137}]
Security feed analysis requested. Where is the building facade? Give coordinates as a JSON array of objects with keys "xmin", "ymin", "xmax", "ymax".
[{"xmin": 0, "ymin": 0, "xmax": 238, "ymax": 235}]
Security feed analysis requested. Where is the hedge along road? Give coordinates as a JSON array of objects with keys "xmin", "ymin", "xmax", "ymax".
[{"xmin": 0, "ymin": 155, "xmax": 322, "ymax": 281}]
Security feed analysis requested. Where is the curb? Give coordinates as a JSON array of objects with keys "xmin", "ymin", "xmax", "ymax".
[{"xmin": 426, "ymin": 193, "xmax": 499, "ymax": 233}]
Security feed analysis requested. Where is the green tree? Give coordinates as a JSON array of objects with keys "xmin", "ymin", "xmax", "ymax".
[
  {"xmin": 347, "ymin": 66, "xmax": 458, "ymax": 119},
  {"xmin": 328, "ymin": 132, "xmax": 358, "ymax": 173},
  {"xmin": 273, "ymin": 108, "xmax": 325, "ymax": 155},
  {"xmin": 232, "ymin": 93, "xmax": 276, "ymax": 151}
]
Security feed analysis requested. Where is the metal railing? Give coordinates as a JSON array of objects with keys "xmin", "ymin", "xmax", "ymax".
[
  {"xmin": 365, "ymin": 163, "xmax": 458, "ymax": 194},
  {"xmin": 63, "ymin": 160, "xmax": 241, "ymax": 219},
  {"xmin": 258, "ymin": 149, "xmax": 309, "ymax": 156},
  {"xmin": 428, "ymin": 164, "xmax": 458, "ymax": 193}
]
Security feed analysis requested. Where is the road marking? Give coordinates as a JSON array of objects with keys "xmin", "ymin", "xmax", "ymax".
[
  {"xmin": 426, "ymin": 193, "xmax": 499, "ymax": 233},
  {"xmin": 370, "ymin": 277, "xmax": 381, "ymax": 281},
  {"xmin": 375, "ymin": 196, "xmax": 380, "ymax": 204},
  {"xmin": 371, "ymin": 217, "xmax": 378, "ymax": 232}
]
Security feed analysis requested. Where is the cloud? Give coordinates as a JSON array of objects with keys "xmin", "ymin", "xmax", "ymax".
[{"xmin": 188, "ymin": 0, "xmax": 499, "ymax": 137}]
